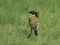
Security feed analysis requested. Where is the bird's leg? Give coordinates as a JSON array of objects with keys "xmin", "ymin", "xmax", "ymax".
[
  {"xmin": 34, "ymin": 29, "xmax": 38, "ymax": 36},
  {"xmin": 27, "ymin": 27, "xmax": 33, "ymax": 38}
]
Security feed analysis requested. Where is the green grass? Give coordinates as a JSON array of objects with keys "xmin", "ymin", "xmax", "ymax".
[{"xmin": 0, "ymin": 0, "xmax": 60, "ymax": 45}]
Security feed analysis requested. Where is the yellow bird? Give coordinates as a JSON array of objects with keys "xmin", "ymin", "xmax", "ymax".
[{"xmin": 28, "ymin": 11, "xmax": 39, "ymax": 37}]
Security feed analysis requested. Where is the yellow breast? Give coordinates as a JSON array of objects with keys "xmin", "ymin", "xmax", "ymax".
[{"xmin": 29, "ymin": 14, "xmax": 39, "ymax": 24}]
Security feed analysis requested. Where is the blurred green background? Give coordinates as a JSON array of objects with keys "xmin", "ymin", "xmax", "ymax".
[{"xmin": 0, "ymin": 0, "xmax": 60, "ymax": 45}]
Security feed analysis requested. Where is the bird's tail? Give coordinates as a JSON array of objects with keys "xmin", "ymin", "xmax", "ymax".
[{"xmin": 34, "ymin": 30, "xmax": 38, "ymax": 36}]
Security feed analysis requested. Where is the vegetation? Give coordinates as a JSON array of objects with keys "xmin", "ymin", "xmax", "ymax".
[{"xmin": 0, "ymin": 0, "xmax": 60, "ymax": 45}]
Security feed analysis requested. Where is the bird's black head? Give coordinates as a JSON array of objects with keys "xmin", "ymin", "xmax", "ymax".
[{"xmin": 29, "ymin": 11, "xmax": 39, "ymax": 18}]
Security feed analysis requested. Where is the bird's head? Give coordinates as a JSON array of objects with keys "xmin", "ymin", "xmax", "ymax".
[{"xmin": 29, "ymin": 11, "xmax": 39, "ymax": 18}]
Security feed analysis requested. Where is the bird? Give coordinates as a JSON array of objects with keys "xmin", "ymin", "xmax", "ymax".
[{"xmin": 28, "ymin": 11, "xmax": 39, "ymax": 38}]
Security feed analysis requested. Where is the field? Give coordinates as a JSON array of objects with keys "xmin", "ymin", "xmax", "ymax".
[{"xmin": 0, "ymin": 0, "xmax": 60, "ymax": 45}]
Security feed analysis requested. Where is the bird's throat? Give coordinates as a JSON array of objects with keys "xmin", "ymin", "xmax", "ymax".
[{"xmin": 30, "ymin": 14, "xmax": 35, "ymax": 17}]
